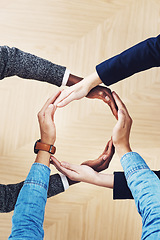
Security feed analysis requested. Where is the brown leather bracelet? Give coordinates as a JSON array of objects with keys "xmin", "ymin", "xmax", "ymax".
[{"xmin": 34, "ymin": 139, "xmax": 56, "ymax": 154}]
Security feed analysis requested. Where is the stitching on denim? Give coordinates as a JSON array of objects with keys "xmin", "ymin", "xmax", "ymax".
[
  {"xmin": 24, "ymin": 180, "xmax": 48, "ymax": 191},
  {"xmin": 125, "ymin": 165, "xmax": 149, "ymax": 180},
  {"xmin": 121, "ymin": 152, "xmax": 140, "ymax": 162},
  {"xmin": 33, "ymin": 162, "xmax": 50, "ymax": 172}
]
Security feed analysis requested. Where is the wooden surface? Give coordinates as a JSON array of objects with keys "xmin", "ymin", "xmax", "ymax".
[{"xmin": 0, "ymin": 0, "xmax": 160, "ymax": 239}]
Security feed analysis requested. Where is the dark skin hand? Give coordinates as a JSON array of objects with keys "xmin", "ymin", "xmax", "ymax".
[
  {"xmin": 62, "ymin": 74, "xmax": 118, "ymax": 185},
  {"xmin": 81, "ymin": 139, "xmax": 115, "ymax": 172},
  {"xmin": 67, "ymin": 74, "xmax": 118, "ymax": 120},
  {"xmin": 86, "ymin": 86, "xmax": 118, "ymax": 120},
  {"xmin": 50, "ymin": 139, "xmax": 115, "ymax": 185}
]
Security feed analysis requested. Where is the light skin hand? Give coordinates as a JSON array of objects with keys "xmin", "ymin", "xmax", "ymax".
[
  {"xmin": 112, "ymin": 92, "xmax": 132, "ymax": 159},
  {"xmin": 38, "ymin": 91, "xmax": 61, "ymax": 145},
  {"xmin": 50, "ymin": 139, "xmax": 114, "ymax": 186},
  {"xmin": 35, "ymin": 91, "xmax": 61, "ymax": 167},
  {"xmin": 54, "ymin": 71, "xmax": 102, "ymax": 107},
  {"xmin": 50, "ymin": 157, "xmax": 114, "ymax": 188},
  {"xmin": 67, "ymin": 74, "xmax": 118, "ymax": 119}
]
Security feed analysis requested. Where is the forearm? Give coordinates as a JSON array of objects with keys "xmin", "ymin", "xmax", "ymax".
[
  {"xmin": 9, "ymin": 162, "xmax": 50, "ymax": 240},
  {"xmin": 113, "ymin": 172, "xmax": 133, "ymax": 199},
  {"xmin": 96, "ymin": 34, "xmax": 160, "ymax": 86},
  {"xmin": 121, "ymin": 152, "xmax": 160, "ymax": 239},
  {"xmin": 79, "ymin": 171, "xmax": 114, "ymax": 188},
  {"xmin": 0, "ymin": 46, "xmax": 66, "ymax": 86},
  {"xmin": 0, "ymin": 182, "xmax": 24, "ymax": 213},
  {"xmin": 113, "ymin": 170, "xmax": 160, "ymax": 200},
  {"xmin": 95, "ymin": 173, "xmax": 114, "ymax": 188},
  {"xmin": 80, "ymin": 71, "xmax": 102, "ymax": 91},
  {"xmin": 9, "ymin": 151, "xmax": 51, "ymax": 239}
]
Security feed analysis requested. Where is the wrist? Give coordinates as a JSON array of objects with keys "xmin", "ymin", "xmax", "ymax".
[
  {"xmin": 66, "ymin": 177, "xmax": 80, "ymax": 186},
  {"xmin": 35, "ymin": 151, "xmax": 51, "ymax": 167},
  {"xmin": 84, "ymin": 71, "xmax": 102, "ymax": 92},
  {"xmin": 41, "ymin": 138, "xmax": 55, "ymax": 145},
  {"xmin": 115, "ymin": 144, "xmax": 132, "ymax": 159},
  {"xmin": 66, "ymin": 74, "xmax": 83, "ymax": 86}
]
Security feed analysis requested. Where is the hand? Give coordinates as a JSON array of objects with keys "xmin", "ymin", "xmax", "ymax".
[
  {"xmin": 112, "ymin": 92, "xmax": 132, "ymax": 158},
  {"xmin": 54, "ymin": 71, "xmax": 102, "ymax": 107},
  {"xmin": 81, "ymin": 139, "xmax": 115, "ymax": 172},
  {"xmin": 66, "ymin": 74, "xmax": 118, "ymax": 119},
  {"xmin": 87, "ymin": 86, "xmax": 118, "ymax": 119},
  {"xmin": 38, "ymin": 91, "xmax": 61, "ymax": 145},
  {"xmin": 54, "ymin": 81, "xmax": 90, "ymax": 107},
  {"xmin": 50, "ymin": 156, "xmax": 99, "ymax": 184}
]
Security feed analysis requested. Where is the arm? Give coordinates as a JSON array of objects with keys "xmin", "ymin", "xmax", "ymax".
[
  {"xmin": 0, "ymin": 46, "xmax": 118, "ymax": 118},
  {"xmin": 0, "ymin": 139, "xmax": 114, "ymax": 213},
  {"xmin": 51, "ymin": 157, "xmax": 114, "ymax": 189},
  {"xmin": 112, "ymin": 92, "xmax": 160, "ymax": 238},
  {"xmin": 50, "ymin": 138, "xmax": 115, "ymax": 188},
  {"xmin": 113, "ymin": 170, "xmax": 160, "ymax": 200},
  {"xmin": 0, "ymin": 46, "xmax": 66, "ymax": 86},
  {"xmin": 96, "ymin": 34, "xmax": 160, "ymax": 86},
  {"xmin": 0, "ymin": 175, "xmax": 65, "ymax": 213},
  {"xmin": 54, "ymin": 35, "xmax": 160, "ymax": 110},
  {"xmin": 9, "ymin": 92, "xmax": 60, "ymax": 239}
]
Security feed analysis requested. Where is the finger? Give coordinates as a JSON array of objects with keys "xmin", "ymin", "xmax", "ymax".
[
  {"xmin": 109, "ymin": 96, "xmax": 118, "ymax": 120},
  {"xmin": 50, "ymin": 156, "xmax": 61, "ymax": 169},
  {"xmin": 54, "ymin": 89, "xmax": 73, "ymax": 106},
  {"xmin": 45, "ymin": 104, "xmax": 57, "ymax": 123},
  {"xmin": 60, "ymin": 161, "xmax": 80, "ymax": 173},
  {"xmin": 102, "ymin": 142, "xmax": 115, "ymax": 161},
  {"xmin": 102, "ymin": 140, "xmax": 111, "ymax": 154},
  {"xmin": 112, "ymin": 91, "xmax": 128, "ymax": 114},
  {"xmin": 52, "ymin": 159, "xmax": 78, "ymax": 178},
  {"xmin": 40, "ymin": 91, "xmax": 61, "ymax": 115},
  {"xmin": 56, "ymin": 92, "xmax": 76, "ymax": 107},
  {"xmin": 107, "ymin": 139, "xmax": 114, "ymax": 154},
  {"xmin": 104, "ymin": 94, "xmax": 118, "ymax": 120},
  {"xmin": 50, "ymin": 157, "xmax": 72, "ymax": 176},
  {"xmin": 116, "ymin": 109, "xmax": 126, "ymax": 129},
  {"xmin": 96, "ymin": 159, "xmax": 111, "ymax": 172}
]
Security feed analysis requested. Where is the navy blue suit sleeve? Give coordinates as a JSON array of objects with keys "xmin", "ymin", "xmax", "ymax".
[
  {"xmin": 113, "ymin": 170, "xmax": 160, "ymax": 200},
  {"xmin": 96, "ymin": 35, "xmax": 160, "ymax": 86}
]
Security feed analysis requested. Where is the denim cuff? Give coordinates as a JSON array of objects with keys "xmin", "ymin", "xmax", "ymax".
[
  {"xmin": 24, "ymin": 163, "xmax": 51, "ymax": 191},
  {"xmin": 120, "ymin": 152, "xmax": 150, "ymax": 180}
]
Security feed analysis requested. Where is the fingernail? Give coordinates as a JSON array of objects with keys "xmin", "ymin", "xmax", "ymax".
[
  {"xmin": 118, "ymin": 109, "xmax": 124, "ymax": 114},
  {"xmin": 61, "ymin": 162, "xmax": 67, "ymax": 167},
  {"xmin": 105, "ymin": 96, "xmax": 110, "ymax": 101},
  {"xmin": 48, "ymin": 104, "xmax": 53, "ymax": 108},
  {"xmin": 102, "ymin": 155, "xmax": 107, "ymax": 161}
]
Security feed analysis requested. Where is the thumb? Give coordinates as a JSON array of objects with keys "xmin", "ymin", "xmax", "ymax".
[
  {"xmin": 45, "ymin": 104, "xmax": 56, "ymax": 122},
  {"xmin": 61, "ymin": 162, "xmax": 79, "ymax": 172},
  {"xmin": 117, "ymin": 109, "xmax": 126, "ymax": 129}
]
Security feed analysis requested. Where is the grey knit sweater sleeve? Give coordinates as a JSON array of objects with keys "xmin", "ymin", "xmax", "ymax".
[
  {"xmin": 0, "ymin": 174, "xmax": 65, "ymax": 213},
  {"xmin": 0, "ymin": 46, "xmax": 66, "ymax": 87}
]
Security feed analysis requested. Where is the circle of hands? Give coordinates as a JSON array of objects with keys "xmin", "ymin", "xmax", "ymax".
[{"xmin": 38, "ymin": 83, "xmax": 132, "ymax": 185}]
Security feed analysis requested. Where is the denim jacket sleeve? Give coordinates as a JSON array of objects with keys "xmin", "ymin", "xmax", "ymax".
[
  {"xmin": 96, "ymin": 34, "xmax": 160, "ymax": 86},
  {"xmin": 121, "ymin": 152, "xmax": 160, "ymax": 240},
  {"xmin": 8, "ymin": 162, "xmax": 50, "ymax": 240},
  {"xmin": 0, "ymin": 46, "xmax": 66, "ymax": 86}
]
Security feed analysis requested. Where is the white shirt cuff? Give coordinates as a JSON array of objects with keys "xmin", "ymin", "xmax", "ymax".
[
  {"xmin": 59, "ymin": 173, "xmax": 69, "ymax": 190},
  {"xmin": 62, "ymin": 69, "xmax": 70, "ymax": 86}
]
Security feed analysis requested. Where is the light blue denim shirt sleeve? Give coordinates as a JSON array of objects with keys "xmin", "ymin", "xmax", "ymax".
[
  {"xmin": 8, "ymin": 162, "xmax": 50, "ymax": 240},
  {"xmin": 121, "ymin": 152, "xmax": 160, "ymax": 240}
]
